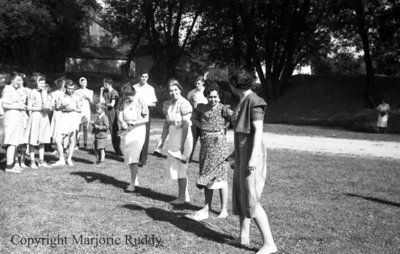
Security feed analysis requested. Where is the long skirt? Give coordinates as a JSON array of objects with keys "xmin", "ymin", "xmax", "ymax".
[
  {"xmin": 123, "ymin": 123, "xmax": 146, "ymax": 165},
  {"xmin": 232, "ymin": 132, "xmax": 267, "ymax": 218},
  {"xmin": 196, "ymin": 132, "xmax": 229, "ymax": 189},
  {"xmin": 166, "ymin": 125, "xmax": 193, "ymax": 180}
]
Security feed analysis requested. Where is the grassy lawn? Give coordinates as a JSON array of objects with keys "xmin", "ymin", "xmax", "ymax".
[{"xmin": 1, "ymin": 135, "xmax": 399, "ymax": 254}]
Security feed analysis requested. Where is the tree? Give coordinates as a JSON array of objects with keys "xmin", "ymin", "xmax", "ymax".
[
  {"xmin": 328, "ymin": 0, "xmax": 400, "ymax": 107},
  {"xmin": 202, "ymin": 0, "xmax": 331, "ymax": 100},
  {"xmin": 0, "ymin": 0, "xmax": 98, "ymax": 72},
  {"xmin": 104, "ymin": 0, "xmax": 204, "ymax": 84}
]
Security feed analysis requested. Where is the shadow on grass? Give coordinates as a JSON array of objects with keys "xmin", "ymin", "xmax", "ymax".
[
  {"xmin": 71, "ymin": 172, "xmax": 129, "ymax": 189},
  {"xmin": 346, "ymin": 193, "xmax": 400, "ymax": 208},
  {"xmin": 71, "ymin": 172, "xmax": 202, "ymax": 209},
  {"xmin": 123, "ymin": 204, "xmax": 233, "ymax": 244}
]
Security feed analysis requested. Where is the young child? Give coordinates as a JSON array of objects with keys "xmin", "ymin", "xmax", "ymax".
[
  {"xmin": 91, "ymin": 103, "xmax": 109, "ymax": 164},
  {"xmin": 25, "ymin": 76, "xmax": 52, "ymax": 168}
]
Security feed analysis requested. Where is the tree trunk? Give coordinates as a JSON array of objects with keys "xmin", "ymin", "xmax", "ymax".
[
  {"xmin": 355, "ymin": 0, "xmax": 376, "ymax": 108},
  {"xmin": 122, "ymin": 30, "xmax": 144, "ymax": 78}
]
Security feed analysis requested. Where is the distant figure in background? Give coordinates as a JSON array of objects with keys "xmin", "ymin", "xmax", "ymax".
[
  {"xmin": 131, "ymin": 70, "xmax": 157, "ymax": 166},
  {"xmin": 376, "ymin": 99, "xmax": 390, "ymax": 133},
  {"xmin": 187, "ymin": 76, "xmax": 208, "ymax": 162},
  {"xmin": 76, "ymin": 77, "xmax": 93, "ymax": 148},
  {"xmin": 100, "ymin": 78, "xmax": 122, "ymax": 155},
  {"xmin": 91, "ymin": 103, "xmax": 109, "ymax": 164}
]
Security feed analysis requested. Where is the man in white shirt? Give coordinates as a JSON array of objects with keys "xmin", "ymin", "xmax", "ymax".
[
  {"xmin": 187, "ymin": 76, "xmax": 208, "ymax": 162},
  {"xmin": 132, "ymin": 70, "xmax": 157, "ymax": 166}
]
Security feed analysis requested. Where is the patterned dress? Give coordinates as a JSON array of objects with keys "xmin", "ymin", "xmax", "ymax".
[
  {"xmin": 193, "ymin": 103, "xmax": 232, "ymax": 189},
  {"xmin": 231, "ymin": 92, "xmax": 267, "ymax": 219}
]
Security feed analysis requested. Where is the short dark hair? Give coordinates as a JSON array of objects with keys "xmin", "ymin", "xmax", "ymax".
[
  {"xmin": 195, "ymin": 75, "xmax": 204, "ymax": 83},
  {"xmin": 65, "ymin": 79, "xmax": 76, "ymax": 89},
  {"xmin": 204, "ymin": 83, "xmax": 220, "ymax": 97},
  {"xmin": 229, "ymin": 71, "xmax": 255, "ymax": 90},
  {"xmin": 140, "ymin": 69, "xmax": 149, "ymax": 76},
  {"xmin": 54, "ymin": 77, "xmax": 66, "ymax": 89},
  {"xmin": 9, "ymin": 72, "xmax": 22, "ymax": 82},
  {"xmin": 103, "ymin": 78, "xmax": 113, "ymax": 86},
  {"xmin": 120, "ymin": 84, "xmax": 136, "ymax": 97}
]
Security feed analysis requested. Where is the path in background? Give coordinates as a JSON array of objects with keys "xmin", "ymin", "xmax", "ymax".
[
  {"xmin": 0, "ymin": 118, "xmax": 398, "ymax": 160},
  {"xmin": 149, "ymin": 119, "xmax": 400, "ymax": 160}
]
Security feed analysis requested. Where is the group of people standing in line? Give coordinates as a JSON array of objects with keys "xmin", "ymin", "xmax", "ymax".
[{"xmin": 1, "ymin": 70, "xmax": 277, "ymax": 254}]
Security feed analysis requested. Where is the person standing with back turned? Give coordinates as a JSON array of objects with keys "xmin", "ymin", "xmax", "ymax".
[{"xmin": 227, "ymin": 73, "xmax": 277, "ymax": 254}]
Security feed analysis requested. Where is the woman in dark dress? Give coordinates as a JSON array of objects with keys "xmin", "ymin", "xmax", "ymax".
[{"xmin": 228, "ymin": 73, "xmax": 277, "ymax": 254}]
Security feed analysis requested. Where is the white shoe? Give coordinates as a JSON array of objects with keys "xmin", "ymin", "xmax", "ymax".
[
  {"xmin": 66, "ymin": 159, "xmax": 74, "ymax": 166},
  {"xmin": 167, "ymin": 150, "xmax": 188, "ymax": 162},
  {"xmin": 53, "ymin": 160, "xmax": 66, "ymax": 166},
  {"xmin": 185, "ymin": 209, "xmax": 209, "ymax": 221},
  {"xmin": 30, "ymin": 162, "xmax": 38, "ymax": 169},
  {"xmin": 20, "ymin": 163, "xmax": 28, "ymax": 168},
  {"xmin": 39, "ymin": 162, "xmax": 52, "ymax": 168},
  {"xmin": 5, "ymin": 167, "xmax": 22, "ymax": 174}
]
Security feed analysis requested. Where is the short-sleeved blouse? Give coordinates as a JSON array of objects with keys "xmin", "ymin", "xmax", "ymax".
[
  {"xmin": 193, "ymin": 103, "xmax": 231, "ymax": 132},
  {"xmin": 59, "ymin": 93, "xmax": 82, "ymax": 111},
  {"xmin": 231, "ymin": 93, "xmax": 266, "ymax": 133},
  {"xmin": 50, "ymin": 90, "xmax": 65, "ymax": 109},
  {"xmin": 2, "ymin": 85, "xmax": 27, "ymax": 107},
  {"xmin": 28, "ymin": 89, "xmax": 51, "ymax": 109},
  {"xmin": 121, "ymin": 96, "xmax": 148, "ymax": 122},
  {"xmin": 162, "ymin": 96, "xmax": 192, "ymax": 128}
]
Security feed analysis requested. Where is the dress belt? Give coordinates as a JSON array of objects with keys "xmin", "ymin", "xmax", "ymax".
[{"xmin": 202, "ymin": 130, "xmax": 223, "ymax": 136}]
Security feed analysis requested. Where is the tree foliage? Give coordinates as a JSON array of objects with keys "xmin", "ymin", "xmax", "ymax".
[
  {"xmin": 0, "ymin": 0, "xmax": 98, "ymax": 72},
  {"xmin": 104, "ymin": 0, "xmax": 204, "ymax": 83}
]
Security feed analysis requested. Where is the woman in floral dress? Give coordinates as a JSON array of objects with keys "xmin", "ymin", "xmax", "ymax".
[{"xmin": 186, "ymin": 83, "xmax": 231, "ymax": 221}]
